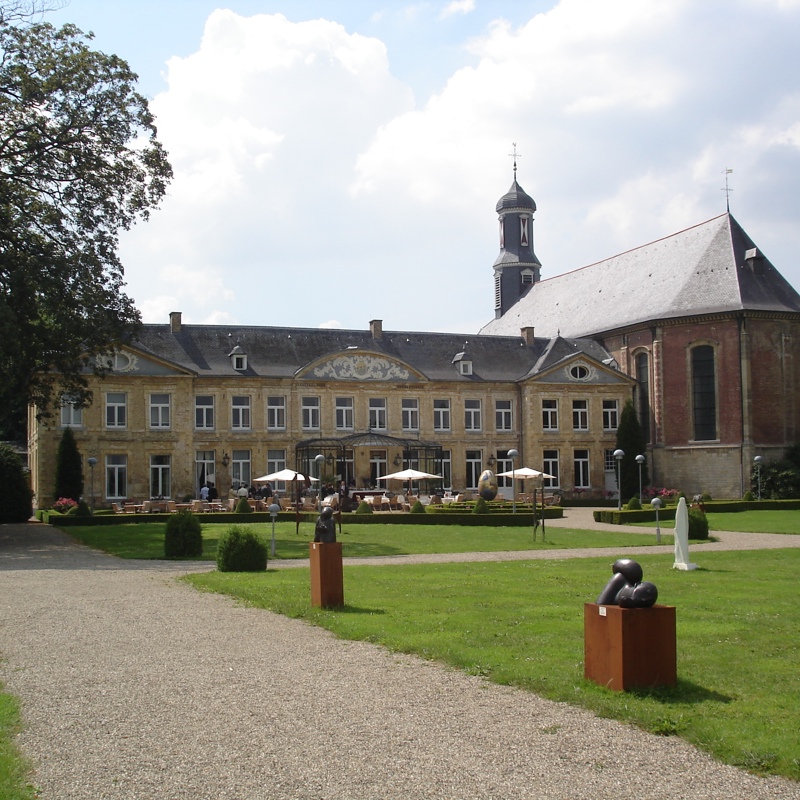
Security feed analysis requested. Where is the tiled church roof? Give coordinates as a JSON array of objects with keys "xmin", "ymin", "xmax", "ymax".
[{"xmin": 479, "ymin": 213, "xmax": 800, "ymax": 339}]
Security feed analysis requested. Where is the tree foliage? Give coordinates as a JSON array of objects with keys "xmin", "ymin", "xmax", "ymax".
[
  {"xmin": 0, "ymin": 442, "xmax": 31, "ymax": 522},
  {"xmin": 0, "ymin": 11, "xmax": 172, "ymax": 435},
  {"xmin": 53, "ymin": 425, "xmax": 82, "ymax": 501},
  {"xmin": 615, "ymin": 399, "xmax": 649, "ymax": 501}
]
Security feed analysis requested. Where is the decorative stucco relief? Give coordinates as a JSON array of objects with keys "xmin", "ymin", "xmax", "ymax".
[{"xmin": 313, "ymin": 354, "xmax": 412, "ymax": 381}]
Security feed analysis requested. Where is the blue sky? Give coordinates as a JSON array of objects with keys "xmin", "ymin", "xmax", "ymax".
[{"xmin": 44, "ymin": 1, "xmax": 800, "ymax": 333}]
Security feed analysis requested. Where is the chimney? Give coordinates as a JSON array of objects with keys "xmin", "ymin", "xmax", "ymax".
[
  {"xmin": 370, "ymin": 319, "xmax": 383, "ymax": 340},
  {"xmin": 521, "ymin": 326, "xmax": 535, "ymax": 346},
  {"xmin": 170, "ymin": 311, "xmax": 182, "ymax": 333}
]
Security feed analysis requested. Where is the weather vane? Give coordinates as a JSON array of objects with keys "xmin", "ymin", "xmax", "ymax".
[
  {"xmin": 509, "ymin": 142, "xmax": 521, "ymax": 178},
  {"xmin": 722, "ymin": 167, "xmax": 733, "ymax": 212}
]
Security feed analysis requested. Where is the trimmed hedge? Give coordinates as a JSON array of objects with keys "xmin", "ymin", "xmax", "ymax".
[
  {"xmin": 216, "ymin": 526, "xmax": 267, "ymax": 572},
  {"xmin": 164, "ymin": 511, "xmax": 203, "ymax": 558}
]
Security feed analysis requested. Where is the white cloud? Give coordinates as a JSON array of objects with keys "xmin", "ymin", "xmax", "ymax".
[
  {"xmin": 439, "ymin": 0, "xmax": 476, "ymax": 20},
  {"xmin": 121, "ymin": 1, "xmax": 800, "ymax": 334}
]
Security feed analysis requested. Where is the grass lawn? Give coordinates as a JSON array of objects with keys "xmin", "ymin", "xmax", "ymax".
[
  {"xmin": 0, "ymin": 686, "xmax": 36, "ymax": 800},
  {"xmin": 63, "ymin": 521, "xmax": 674, "ymax": 560},
  {"xmin": 185, "ymin": 549, "xmax": 800, "ymax": 781},
  {"xmin": 637, "ymin": 509, "xmax": 800, "ymax": 534}
]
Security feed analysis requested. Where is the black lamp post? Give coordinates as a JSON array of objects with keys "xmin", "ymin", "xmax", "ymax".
[
  {"xmin": 87, "ymin": 457, "xmax": 98, "ymax": 514},
  {"xmin": 635, "ymin": 454, "xmax": 645, "ymax": 503},
  {"xmin": 315, "ymin": 453, "xmax": 325, "ymax": 510},
  {"xmin": 613, "ymin": 449, "xmax": 625, "ymax": 511}
]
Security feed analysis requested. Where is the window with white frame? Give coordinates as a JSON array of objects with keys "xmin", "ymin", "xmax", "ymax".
[
  {"xmin": 105, "ymin": 454, "xmax": 127, "ymax": 499},
  {"xmin": 465, "ymin": 450, "xmax": 483, "ymax": 489},
  {"xmin": 402, "ymin": 398, "xmax": 419, "ymax": 431},
  {"xmin": 433, "ymin": 399, "xmax": 451, "ymax": 431},
  {"xmin": 602, "ymin": 399, "xmax": 619, "ymax": 431},
  {"xmin": 195, "ymin": 396, "xmax": 214, "ymax": 429},
  {"xmin": 105, "ymin": 392, "xmax": 127, "ymax": 428},
  {"xmin": 543, "ymin": 450, "xmax": 559, "ymax": 488},
  {"xmin": 60, "ymin": 395, "xmax": 82, "ymax": 427},
  {"xmin": 335, "ymin": 397, "xmax": 354, "ymax": 430},
  {"xmin": 232, "ymin": 449, "xmax": 251, "ymax": 489},
  {"xmin": 542, "ymin": 399, "xmax": 558, "ymax": 431},
  {"xmin": 195, "ymin": 450, "xmax": 215, "ymax": 495},
  {"xmin": 301, "ymin": 396, "xmax": 320, "ymax": 430},
  {"xmin": 573, "ymin": 449, "xmax": 590, "ymax": 488},
  {"xmin": 495, "ymin": 399, "xmax": 512, "ymax": 431},
  {"xmin": 150, "ymin": 455, "xmax": 171, "ymax": 498},
  {"xmin": 604, "ymin": 449, "xmax": 616, "ymax": 472},
  {"xmin": 496, "ymin": 451, "xmax": 513, "ymax": 488},
  {"xmin": 231, "ymin": 396, "xmax": 251, "ymax": 430},
  {"xmin": 572, "ymin": 399, "xmax": 589, "ymax": 431},
  {"xmin": 267, "ymin": 449, "xmax": 286, "ymax": 491},
  {"xmin": 369, "ymin": 398, "xmax": 387, "ymax": 430},
  {"xmin": 464, "ymin": 399, "xmax": 482, "ymax": 431},
  {"xmin": 267, "ymin": 396, "xmax": 285, "ymax": 430},
  {"xmin": 150, "ymin": 393, "xmax": 170, "ymax": 429},
  {"xmin": 440, "ymin": 450, "xmax": 452, "ymax": 490}
]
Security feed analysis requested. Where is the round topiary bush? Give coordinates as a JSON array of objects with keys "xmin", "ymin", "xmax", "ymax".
[
  {"xmin": 0, "ymin": 444, "xmax": 32, "ymax": 524},
  {"xmin": 355, "ymin": 500, "xmax": 373, "ymax": 514},
  {"xmin": 626, "ymin": 496, "xmax": 642, "ymax": 510},
  {"xmin": 688, "ymin": 509, "xmax": 709, "ymax": 540},
  {"xmin": 743, "ymin": 490, "xmax": 754, "ymax": 501},
  {"xmin": 234, "ymin": 497, "xmax": 253, "ymax": 513},
  {"xmin": 216, "ymin": 526, "xmax": 267, "ymax": 572},
  {"xmin": 473, "ymin": 497, "xmax": 489, "ymax": 514},
  {"xmin": 75, "ymin": 500, "xmax": 92, "ymax": 517},
  {"xmin": 410, "ymin": 499, "xmax": 425, "ymax": 513},
  {"xmin": 164, "ymin": 510, "xmax": 203, "ymax": 557}
]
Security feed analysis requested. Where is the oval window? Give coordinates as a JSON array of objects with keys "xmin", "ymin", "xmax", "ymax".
[{"xmin": 570, "ymin": 365, "xmax": 589, "ymax": 380}]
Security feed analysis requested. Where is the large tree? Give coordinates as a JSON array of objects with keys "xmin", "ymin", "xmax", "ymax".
[{"xmin": 0, "ymin": 9, "xmax": 172, "ymax": 437}]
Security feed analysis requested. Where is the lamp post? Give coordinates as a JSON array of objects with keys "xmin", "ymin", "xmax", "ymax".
[
  {"xmin": 754, "ymin": 455, "xmax": 764, "ymax": 501},
  {"xmin": 652, "ymin": 496, "xmax": 662, "ymax": 544},
  {"xmin": 508, "ymin": 449, "xmax": 518, "ymax": 514},
  {"xmin": 613, "ymin": 449, "xmax": 625, "ymax": 511},
  {"xmin": 315, "ymin": 453, "xmax": 325, "ymax": 510},
  {"xmin": 635, "ymin": 454, "xmax": 645, "ymax": 504},
  {"xmin": 268, "ymin": 502, "xmax": 281, "ymax": 557},
  {"xmin": 87, "ymin": 457, "xmax": 98, "ymax": 514}
]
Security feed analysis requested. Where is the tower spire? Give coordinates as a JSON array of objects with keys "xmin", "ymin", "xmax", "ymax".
[
  {"xmin": 509, "ymin": 142, "xmax": 520, "ymax": 179},
  {"xmin": 722, "ymin": 167, "xmax": 733, "ymax": 212}
]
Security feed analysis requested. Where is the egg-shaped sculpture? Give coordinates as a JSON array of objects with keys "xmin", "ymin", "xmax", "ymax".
[{"xmin": 477, "ymin": 469, "xmax": 498, "ymax": 501}]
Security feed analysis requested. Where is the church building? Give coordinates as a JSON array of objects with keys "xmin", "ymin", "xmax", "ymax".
[{"xmin": 480, "ymin": 171, "xmax": 800, "ymax": 498}]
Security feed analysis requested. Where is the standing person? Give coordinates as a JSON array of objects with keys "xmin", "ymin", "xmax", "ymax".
[
  {"xmin": 207, "ymin": 483, "xmax": 218, "ymax": 503},
  {"xmin": 200, "ymin": 483, "xmax": 209, "ymax": 501},
  {"xmin": 237, "ymin": 483, "xmax": 248, "ymax": 500}
]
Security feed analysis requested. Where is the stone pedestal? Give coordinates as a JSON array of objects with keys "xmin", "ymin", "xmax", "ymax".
[
  {"xmin": 584, "ymin": 603, "xmax": 676, "ymax": 691},
  {"xmin": 309, "ymin": 542, "xmax": 344, "ymax": 608}
]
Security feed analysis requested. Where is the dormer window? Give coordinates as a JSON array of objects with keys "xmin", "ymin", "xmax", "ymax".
[
  {"xmin": 228, "ymin": 344, "xmax": 247, "ymax": 371},
  {"xmin": 452, "ymin": 352, "xmax": 473, "ymax": 376}
]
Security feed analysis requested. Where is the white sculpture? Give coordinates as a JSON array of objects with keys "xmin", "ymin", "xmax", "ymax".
[{"xmin": 673, "ymin": 496, "xmax": 698, "ymax": 571}]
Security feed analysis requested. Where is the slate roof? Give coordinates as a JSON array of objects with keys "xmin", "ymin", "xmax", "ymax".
[
  {"xmin": 496, "ymin": 178, "xmax": 536, "ymax": 212},
  {"xmin": 131, "ymin": 324, "xmax": 612, "ymax": 383},
  {"xmin": 479, "ymin": 213, "xmax": 800, "ymax": 339}
]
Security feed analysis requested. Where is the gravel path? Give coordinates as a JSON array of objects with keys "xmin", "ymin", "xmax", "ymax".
[{"xmin": 1, "ymin": 522, "xmax": 799, "ymax": 800}]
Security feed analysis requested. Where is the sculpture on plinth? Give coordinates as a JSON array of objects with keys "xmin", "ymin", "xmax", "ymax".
[
  {"xmin": 596, "ymin": 558, "xmax": 658, "ymax": 608},
  {"xmin": 314, "ymin": 506, "xmax": 336, "ymax": 543}
]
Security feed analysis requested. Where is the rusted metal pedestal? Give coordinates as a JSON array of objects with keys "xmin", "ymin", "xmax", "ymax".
[
  {"xmin": 309, "ymin": 542, "xmax": 344, "ymax": 608},
  {"xmin": 584, "ymin": 603, "xmax": 676, "ymax": 691}
]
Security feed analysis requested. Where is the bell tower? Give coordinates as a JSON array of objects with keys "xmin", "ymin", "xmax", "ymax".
[{"xmin": 493, "ymin": 147, "xmax": 541, "ymax": 318}]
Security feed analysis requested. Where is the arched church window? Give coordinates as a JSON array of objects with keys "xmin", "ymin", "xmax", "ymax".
[
  {"xmin": 691, "ymin": 345, "xmax": 717, "ymax": 441},
  {"xmin": 635, "ymin": 352, "xmax": 651, "ymax": 443}
]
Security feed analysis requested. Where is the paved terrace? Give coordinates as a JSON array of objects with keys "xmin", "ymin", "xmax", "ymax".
[{"xmin": 1, "ymin": 513, "xmax": 799, "ymax": 800}]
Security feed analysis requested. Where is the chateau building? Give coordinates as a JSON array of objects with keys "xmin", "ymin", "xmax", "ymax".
[{"xmin": 28, "ymin": 171, "xmax": 800, "ymax": 506}]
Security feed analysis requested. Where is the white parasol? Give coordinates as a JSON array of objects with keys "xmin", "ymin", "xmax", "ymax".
[
  {"xmin": 377, "ymin": 468, "xmax": 442, "ymax": 499},
  {"xmin": 496, "ymin": 467, "xmax": 555, "ymax": 480},
  {"xmin": 253, "ymin": 469, "xmax": 318, "ymax": 483}
]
